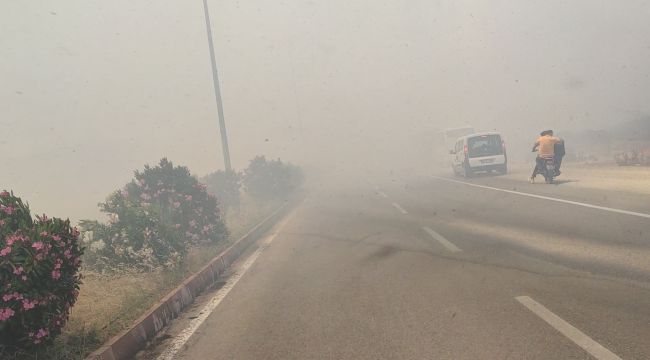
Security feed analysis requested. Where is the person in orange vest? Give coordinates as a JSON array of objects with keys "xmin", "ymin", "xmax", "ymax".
[{"xmin": 530, "ymin": 130, "xmax": 563, "ymax": 182}]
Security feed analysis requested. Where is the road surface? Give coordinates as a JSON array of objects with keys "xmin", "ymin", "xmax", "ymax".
[{"xmin": 150, "ymin": 169, "xmax": 650, "ymax": 360}]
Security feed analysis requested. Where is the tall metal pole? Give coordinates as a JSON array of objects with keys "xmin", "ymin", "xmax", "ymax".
[{"xmin": 203, "ymin": 0, "xmax": 232, "ymax": 171}]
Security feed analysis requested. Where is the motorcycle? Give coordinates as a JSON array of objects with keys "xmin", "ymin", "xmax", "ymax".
[
  {"xmin": 530, "ymin": 156, "xmax": 556, "ymax": 184},
  {"xmin": 541, "ymin": 157, "xmax": 556, "ymax": 184}
]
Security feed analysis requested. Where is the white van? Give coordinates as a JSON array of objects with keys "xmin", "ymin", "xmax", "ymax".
[{"xmin": 450, "ymin": 132, "xmax": 507, "ymax": 176}]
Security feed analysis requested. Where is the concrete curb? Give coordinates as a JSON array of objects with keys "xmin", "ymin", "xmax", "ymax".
[{"xmin": 86, "ymin": 199, "xmax": 295, "ymax": 360}]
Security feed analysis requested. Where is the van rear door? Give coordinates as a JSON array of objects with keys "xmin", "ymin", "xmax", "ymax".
[{"xmin": 467, "ymin": 135, "xmax": 503, "ymax": 158}]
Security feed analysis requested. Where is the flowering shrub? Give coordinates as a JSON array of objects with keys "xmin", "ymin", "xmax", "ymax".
[
  {"xmin": 80, "ymin": 158, "xmax": 228, "ymax": 271},
  {"xmin": 0, "ymin": 190, "xmax": 83, "ymax": 347},
  {"xmin": 243, "ymin": 156, "xmax": 303, "ymax": 200}
]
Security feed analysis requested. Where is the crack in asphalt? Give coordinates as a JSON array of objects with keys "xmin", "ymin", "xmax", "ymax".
[{"xmin": 284, "ymin": 231, "xmax": 650, "ymax": 293}]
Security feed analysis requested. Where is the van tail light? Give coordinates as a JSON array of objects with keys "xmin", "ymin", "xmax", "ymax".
[
  {"xmin": 463, "ymin": 145, "xmax": 468, "ymax": 155},
  {"xmin": 502, "ymin": 140, "xmax": 506, "ymax": 152}
]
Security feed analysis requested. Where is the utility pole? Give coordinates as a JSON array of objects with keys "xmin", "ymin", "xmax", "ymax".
[{"xmin": 202, "ymin": 0, "xmax": 232, "ymax": 171}]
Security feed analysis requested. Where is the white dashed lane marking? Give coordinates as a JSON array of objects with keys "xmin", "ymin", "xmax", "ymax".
[
  {"xmin": 392, "ymin": 203, "xmax": 408, "ymax": 215},
  {"xmin": 516, "ymin": 296, "xmax": 623, "ymax": 360},
  {"xmin": 374, "ymin": 186, "xmax": 389, "ymax": 198},
  {"xmin": 422, "ymin": 227, "xmax": 462, "ymax": 252}
]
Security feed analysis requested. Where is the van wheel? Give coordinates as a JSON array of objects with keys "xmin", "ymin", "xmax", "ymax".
[{"xmin": 498, "ymin": 164, "xmax": 508, "ymax": 175}]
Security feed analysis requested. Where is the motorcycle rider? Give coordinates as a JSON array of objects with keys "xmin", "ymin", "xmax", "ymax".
[
  {"xmin": 530, "ymin": 130, "xmax": 563, "ymax": 183},
  {"xmin": 554, "ymin": 138, "xmax": 566, "ymax": 176}
]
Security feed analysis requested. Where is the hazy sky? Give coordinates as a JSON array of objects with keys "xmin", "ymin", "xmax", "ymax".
[{"xmin": 2, "ymin": 0, "xmax": 650, "ymax": 220}]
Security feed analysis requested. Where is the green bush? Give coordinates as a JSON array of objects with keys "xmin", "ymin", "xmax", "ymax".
[
  {"xmin": 243, "ymin": 156, "xmax": 303, "ymax": 200},
  {"xmin": 0, "ymin": 191, "xmax": 83, "ymax": 347},
  {"xmin": 80, "ymin": 159, "xmax": 228, "ymax": 272},
  {"xmin": 202, "ymin": 170, "xmax": 242, "ymax": 214}
]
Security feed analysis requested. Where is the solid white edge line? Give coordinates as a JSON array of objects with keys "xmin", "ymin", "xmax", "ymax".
[
  {"xmin": 157, "ymin": 214, "xmax": 294, "ymax": 360},
  {"xmin": 392, "ymin": 202, "xmax": 408, "ymax": 214},
  {"xmin": 422, "ymin": 226, "xmax": 462, "ymax": 252},
  {"xmin": 431, "ymin": 175, "xmax": 650, "ymax": 220},
  {"xmin": 516, "ymin": 296, "xmax": 623, "ymax": 360}
]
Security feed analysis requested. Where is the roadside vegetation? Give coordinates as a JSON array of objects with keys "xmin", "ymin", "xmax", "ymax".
[
  {"xmin": 1, "ymin": 156, "xmax": 303, "ymax": 360},
  {"xmin": 0, "ymin": 192, "xmax": 84, "ymax": 348}
]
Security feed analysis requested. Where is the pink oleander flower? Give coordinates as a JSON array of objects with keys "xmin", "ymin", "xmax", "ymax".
[
  {"xmin": 32, "ymin": 241, "xmax": 44, "ymax": 251},
  {"xmin": 52, "ymin": 235, "xmax": 61, "ymax": 242},
  {"xmin": 13, "ymin": 266, "xmax": 24, "ymax": 275},
  {"xmin": 0, "ymin": 308, "xmax": 15, "ymax": 321},
  {"xmin": 173, "ymin": 201, "xmax": 181, "ymax": 209},
  {"xmin": 0, "ymin": 205, "xmax": 14, "ymax": 215},
  {"xmin": 5, "ymin": 234, "xmax": 17, "ymax": 246},
  {"xmin": 2, "ymin": 294, "xmax": 13, "ymax": 302},
  {"xmin": 8, "ymin": 234, "xmax": 28, "ymax": 245},
  {"xmin": 64, "ymin": 249, "xmax": 72, "ymax": 259},
  {"xmin": 21, "ymin": 275, "xmax": 27, "ymax": 281},
  {"xmin": 0, "ymin": 190, "xmax": 9, "ymax": 198},
  {"xmin": 22, "ymin": 299, "xmax": 37, "ymax": 310},
  {"xmin": 0, "ymin": 247, "xmax": 11, "ymax": 257},
  {"xmin": 35, "ymin": 328, "xmax": 49, "ymax": 339},
  {"xmin": 39, "ymin": 231, "xmax": 48, "ymax": 237},
  {"xmin": 185, "ymin": 195, "xmax": 192, "ymax": 202},
  {"xmin": 121, "ymin": 189, "xmax": 129, "ymax": 198},
  {"xmin": 51, "ymin": 270, "xmax": 61, "ymax": 280}
]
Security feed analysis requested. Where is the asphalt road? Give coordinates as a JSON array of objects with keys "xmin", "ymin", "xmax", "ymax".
[{"xmin": 156, "ymin": 170, "xmax": 650, "ymax": 360}]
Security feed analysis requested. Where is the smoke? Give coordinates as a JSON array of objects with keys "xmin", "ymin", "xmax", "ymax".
[{"xmin": 2, "ymin": 0, "xmax": 650, "ymax": 220}]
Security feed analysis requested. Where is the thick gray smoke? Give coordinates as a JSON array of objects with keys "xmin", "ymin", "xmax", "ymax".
[{"xmin": 2, "ymin": 0, "xmax": 650, "ymax": 220}]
